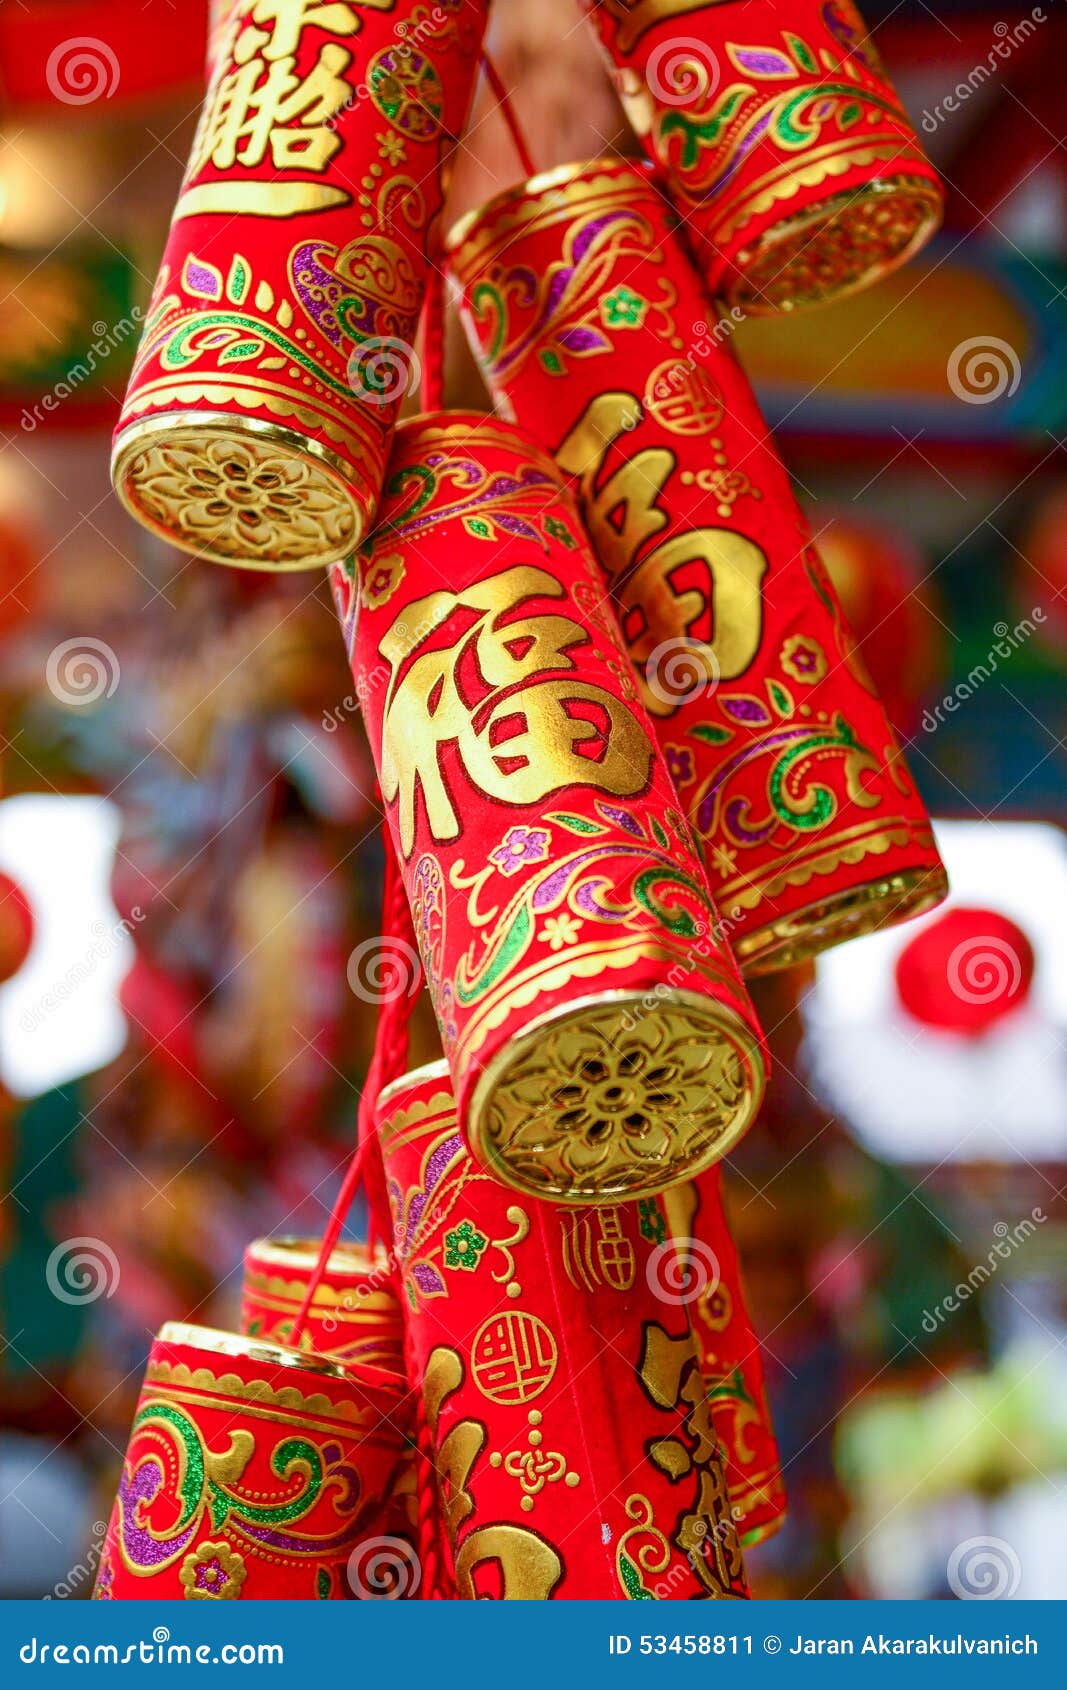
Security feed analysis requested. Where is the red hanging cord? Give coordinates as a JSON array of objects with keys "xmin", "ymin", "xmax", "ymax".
[
  {"xmin": 420, "ymin": 265, "xmax": 447, "ymax": 415},
  {"xmin": 288, "ymin": 826, "xmax": 416, "ymax": 1347},
  {"xmin": 480, "ymin": 50, "xmax": 538, "ymax": 180}
]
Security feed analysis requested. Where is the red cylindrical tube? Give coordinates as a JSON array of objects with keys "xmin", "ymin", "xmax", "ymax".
[
  {"xmin": 93, "ymin": 1324, "xmax": 410, "ymax": 1600},
  {"xmin": 662, "ymin": 1175, "xmax": 786, "ymax": 1544},
  {"xmin": 329, "ymin": 410, "xmax": 766, "ymax": 1204},
  {"xmin": 581, "ymin": 0, "xmax": 942, "ymax": 312},
  {"xmin": 112, "ymin": 0, "xmax": 489, "ymax": 570},
  {"xmin": 447, "ymin": 159, "xmax": 947, "ymax": 972},
  {"xmin": 377, "ymin": 1062, "xmax": 750, "ymax": 1600},
  {"xmin": 240, "ymin": 1236, "xmax": 406, "ymax": 1374}
]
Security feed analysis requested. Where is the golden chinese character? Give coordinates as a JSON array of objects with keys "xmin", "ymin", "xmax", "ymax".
[{"xmin": 378, "ymin": 564, "xmax": 653, "ymax": 857}]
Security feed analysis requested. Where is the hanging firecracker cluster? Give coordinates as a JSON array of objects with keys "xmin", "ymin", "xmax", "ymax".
[{"xmin": 98, "ymin": 0, "xmax": 947, "ymax": 1601}]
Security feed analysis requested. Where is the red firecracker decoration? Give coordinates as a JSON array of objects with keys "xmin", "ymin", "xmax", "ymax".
[
  {"xmin": 111, "ymin": 0, "xmax": 488, "ymax": 570},
  {"xmin": 240, "ymin": 1236, "xmax": 406, "ymax": 1375},
  {"xmin": 447, "ymin": 158, "xmax": 947, "ymax": 974},
  {"xmin": 377, "ymin": 1062, "xmax": 750, "ymax": 1600},
  {"xmin": 581, "ymin": 0, "xmax": 942, "ymax": 312},
  {"xmin": 0, "ymin": 871, "xmax": 34, "ymax": 985},
  {"xmin": 239, "ymin": 1238, "xmax": 420, "ymax": 1596},
  {"xmin": 663, "ymin": 1173, "xmax": 785, "ymax": 1544},
  {"xmin": 894, "ymin": 907, "xmax": 1035, "ymax": 1038},
  {"xmin": 330, "ymin": 411, "xmax": 766, "ymax": 1205},
  {"xmin": 94, "ymin": 1324, "xmax": 408, "ymax": 1600}
]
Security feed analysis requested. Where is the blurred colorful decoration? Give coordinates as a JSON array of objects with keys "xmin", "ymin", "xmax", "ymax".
[
  {"xmin": 894, "ymin": 906, "xmax": 1035, "ymax": 1038},
  {"xmin": 377, "ymin": 1062, "xmax": 750, "ymax": 1601},
  {"xmin": 1017, "ymin": 481, "xmax": 1067, "ymax": 650},
  {"xmin": 814, "ymin": 512, "xmax": 944, "ymax": 738},
  {"xmin": 0, "ymin": 871, "xmax": 34, "ymax": 984},
  {"xmin": 110, "ymin": 0, "xmax": 489, "ymax": 569},
  {"xmin": 93, "ymin": 1323, "xmax": 407, "ymax": 1601},
  {"xmin": 449, "ymin": 156, "xmax": 947, "ymax": 972},
  {"xmin": 581, "ymin": 0, "xmax": 942, "ymax": 312},
  {"xmin": 332, "ymin": 411, "xmax": 765, "ymax": 1204},
  {"xmin": 734, "ymin": 245, "xmax": 1067, "ymax": 447}
]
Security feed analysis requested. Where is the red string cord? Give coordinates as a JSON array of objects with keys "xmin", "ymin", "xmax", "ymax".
[
  {"xmin": 480, "ymin": 50, "xmax": 537, "ymax": 179},
  {"xmin": 288, "ymin": 827, "xmax": 415, "ymax": 1346},
  {"xmin": 420, "ymin": 265, "xmax": 447, "ymax": 415}
]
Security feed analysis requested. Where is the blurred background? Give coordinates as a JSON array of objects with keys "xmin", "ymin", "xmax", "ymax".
[{"xmin": 0, "ymin": 0, "xmax": 1064, "ymax": 1601}]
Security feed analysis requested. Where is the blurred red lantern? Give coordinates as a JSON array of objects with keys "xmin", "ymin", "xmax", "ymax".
[
  {"xmin": 0, "ymin": 871, "xmax": 34, "ymax": 984},
  {"xmin": 814, "ymin": 513, "xmax": 944, "ymax": 739},
  {"xmin": 895, "ymin": 906, "xmax": 1035, "ymax": 1037}
]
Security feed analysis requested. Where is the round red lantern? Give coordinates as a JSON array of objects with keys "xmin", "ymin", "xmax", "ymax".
[
  {"xmin": 895, "ymin": 906, "xmax": 1035, "ymax": 1037},
  {"xmin": 0, "ymin": 871, "xmax": 34, "ymax": 984}
]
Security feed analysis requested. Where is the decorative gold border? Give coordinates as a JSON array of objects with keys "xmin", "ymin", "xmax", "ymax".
[
  {"xmin": 245, "ymin": 1237, "xmax": 388, "ymax": 1277},
  {"xmin": 738, "ymin": 864, "xmax": 949, "ymax": 974},
  {"xmin": 111, "ymin": 411, "xmax": 371, "ymax": 572},
  {"xmin": 377, "ymin": 1057, "xmax": 451, "ymax": 1118},
  {"xmin": 157, "ymin": 1322, "xmax": 355, "ymax": 1380},
  {"xmin": 390, "ymin": 409, "xmax": 565, "ymax": 485},
  {"xmin": 466, "ymin": 985, "xmax": 766, "ymax": 1207},
  {"xmin": 446, "ymin": 157, "xmax": 643, "ymax": 271},
  {"xmin": 729, "ymin": 173, "xmax": 944, "ymax": 315}
]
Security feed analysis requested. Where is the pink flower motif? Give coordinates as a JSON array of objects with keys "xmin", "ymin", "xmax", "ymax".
[{"xmin": 490, "ymin": 826, "xmax": 552, "ymax": 877}]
